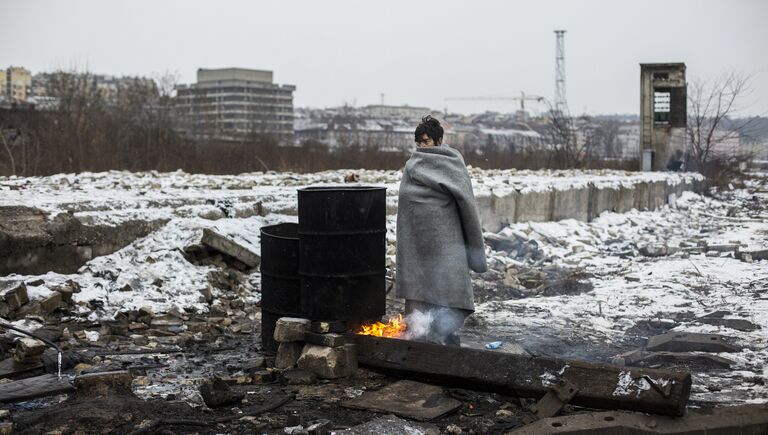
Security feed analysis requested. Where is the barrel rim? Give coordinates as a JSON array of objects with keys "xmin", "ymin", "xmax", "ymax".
[
  {"xmin": 298, "ymin": 185, "xmax": 387, "ymax": 193},
  {"xmin": 260, "ymin": 222, "xmax": 299, "ymax": 240}
]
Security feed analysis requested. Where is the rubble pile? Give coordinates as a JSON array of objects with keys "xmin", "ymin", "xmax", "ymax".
[{"xmin": 0, "ymin": 169, "xmax": 764, "ymax": 433}]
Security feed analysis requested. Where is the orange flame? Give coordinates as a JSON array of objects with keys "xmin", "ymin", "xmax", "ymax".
[{"xmin": 355, "ymin": 314, "xmax": 406, "ymax": 338}]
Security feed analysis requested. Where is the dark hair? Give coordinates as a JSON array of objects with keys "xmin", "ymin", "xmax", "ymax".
[{"xmin": 414, "ymin": 115, "xmax": 443, "ymax": 145}]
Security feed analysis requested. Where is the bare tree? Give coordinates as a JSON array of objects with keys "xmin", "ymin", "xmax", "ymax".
[
  {"xmin": 543, "ymin": 101, "xmax": 591, "ymax": 169},
  {"xmin": 687, "ymin": 72, "xmax": 753, "ymax": 169}
]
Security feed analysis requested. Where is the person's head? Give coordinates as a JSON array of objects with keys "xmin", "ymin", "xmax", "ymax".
[{"xmin": 414, "ymin": 115, "xmax": 443, "ymax": 147}]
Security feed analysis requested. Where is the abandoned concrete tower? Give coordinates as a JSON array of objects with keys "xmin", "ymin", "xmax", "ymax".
[{"xmin": 639, "ymin": 63, "xmax": 687, "ymax": 171}]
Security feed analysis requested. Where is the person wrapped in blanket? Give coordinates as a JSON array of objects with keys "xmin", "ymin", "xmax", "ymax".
[{"xmin": 396, "ymin": 116, "xmax": 487, "ymax": 346}]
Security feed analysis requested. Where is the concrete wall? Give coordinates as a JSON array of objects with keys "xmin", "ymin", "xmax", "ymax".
[
  {"xmin": 477, "ymin": 176, "xmax": 701, "ymax": 230},
  {"xmin": 514, "ymin": 190, "xmax": 553, "ymax": 224}
]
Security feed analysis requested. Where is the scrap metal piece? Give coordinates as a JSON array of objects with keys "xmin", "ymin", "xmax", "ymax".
[
  {"xmin": 530, "ymin": 378, "xmax": 579, "ymax": 419},
  {"xmin": 646, "ymin": 332, "xmax": 740, "ymax": 353},
  {"xmin": 510, "ymin": 404, "xmax": 768, "ymax": 435}
]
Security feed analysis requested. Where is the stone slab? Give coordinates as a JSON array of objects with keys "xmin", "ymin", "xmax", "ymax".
[
  {"xmin": 200, "ymin": 228, "xmax": 260, "ymax": 268},
  {"xmin": 342, "ymin": 380, "xmax": 462, "ymax": 421}
]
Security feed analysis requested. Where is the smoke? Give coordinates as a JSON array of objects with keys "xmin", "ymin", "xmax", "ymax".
[{"xmin": 402, "ymin": 307, "xmax": 466, "ymax": 345}]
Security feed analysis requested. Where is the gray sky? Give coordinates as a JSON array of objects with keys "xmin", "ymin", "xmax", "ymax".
[{"xmin": 2, "ymin": 0, "xmax": 767, "ymax": 116}]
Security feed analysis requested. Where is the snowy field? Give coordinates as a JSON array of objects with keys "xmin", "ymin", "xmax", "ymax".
[{"xmin": 1, "ymin": 168, "xmax": 766, "ymax": 406}]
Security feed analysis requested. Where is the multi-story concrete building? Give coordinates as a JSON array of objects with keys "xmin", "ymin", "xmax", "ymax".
[
  {"xmin": 5, "ymin": 67, "xmax": 32, "ymax": 102},
  {"xmin": 0, "ymin": 70, "xmax": 6, "ymax": 99},
  {"xmin": 639, "ymin": 63, "xmax": 687, "ymax": 171},
  {"xmin": 174, "ymin": 68, "xmax": 295, "ymax": 139}
]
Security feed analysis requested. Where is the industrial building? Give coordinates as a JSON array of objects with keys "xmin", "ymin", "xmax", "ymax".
[
  {"xmin": 174, "ymin": 68, "xmax": 295, "ymax": 139},
  {"xmin": 639, "ymin": 63, "xmax": 687, "ymax": 171}
]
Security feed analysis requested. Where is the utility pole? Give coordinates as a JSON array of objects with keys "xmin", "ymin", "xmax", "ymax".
[{"xmin": 554, "ymin": 30, "xmax": 567, "ymax": 113}]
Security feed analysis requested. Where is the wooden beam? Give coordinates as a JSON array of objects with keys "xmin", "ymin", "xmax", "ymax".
[{"xmin": 354, "ymin": 335, "xmax": 691, "ymax": 416}]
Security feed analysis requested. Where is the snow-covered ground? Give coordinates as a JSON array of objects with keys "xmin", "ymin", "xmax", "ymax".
[{"xmin": 1, "ymin": 169, "xmax": 766, "ymax": 406}]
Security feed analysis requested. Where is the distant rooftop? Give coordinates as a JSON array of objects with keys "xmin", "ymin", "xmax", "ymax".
[{"xmin": 197, "ymin": 68, "xmax": 273, "ymax": 84}]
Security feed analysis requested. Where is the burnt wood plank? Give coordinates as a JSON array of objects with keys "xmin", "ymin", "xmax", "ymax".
[
  {"xmin": 0, "ymin": 374, "xmax": 74, "ymax": 402},
  {"xmin": 354, "ymin": 335, "xmax": 691, "ymax": 416}
]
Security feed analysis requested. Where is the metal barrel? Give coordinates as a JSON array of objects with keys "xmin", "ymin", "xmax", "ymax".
[
  {"xmin": 298, "ymin": 186, "xmax": 386, "ymax": 321},
  {"xmin": 260, "ymin": 222, "xmax": 301, "ymax": 353}
]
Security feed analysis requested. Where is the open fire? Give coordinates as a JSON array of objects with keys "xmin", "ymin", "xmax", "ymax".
[{"xmin": 355, "ymin": 314, "xmax": 407, "ymax": 338}]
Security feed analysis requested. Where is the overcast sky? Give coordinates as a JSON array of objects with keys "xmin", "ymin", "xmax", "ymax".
[{"xmin": 2, "ymin": 0, "xmax": 767, "ymax": 116}]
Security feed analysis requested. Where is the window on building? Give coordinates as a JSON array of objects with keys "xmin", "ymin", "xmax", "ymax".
[{"xmin": 653, "ymin": 88, "xmax": 671, "ymax": 125}]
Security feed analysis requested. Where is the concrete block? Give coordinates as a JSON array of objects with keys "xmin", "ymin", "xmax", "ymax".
[
  {"xmin": 276, "ymin": 341, "xmax": 304, "ymax": 369},
  {"xmin": 616, "ymin": 186, "xmax": 636, "ymax": 213},
  {"xmin": 552, "ymin": 187, "xmax": 590, "ymax": 222},
  {"xmin": 273, "ymin": 317, "xmax": 310, "ymax": 342},
  {"xmin": 492, "ymin": 191, "xmax": 517, "ymax": 227},
  {"xmin": 648, "ymin": 180, "xmax": 667, "ymax": 210},
  {"xmin": 646, "ymin": 332, "xmax": 740, "ymax": 353},
  {"xmin": 297, "ymin": 343, "xmax": 358, "ymax": 379},
  {"xmin": 515, "ymin": 189, "xmax": 553, "ymax": 222},
  {"xmin": 632, "ymin": 181, "xmax": 650, "ymax": 211},
  {"xmin": 475, "ymin": 192, "xmax": 503, "ymax": 233},
  {"xmin": 588, "ymin": 185, "xmax": 620, "ymax": 221},
  {"xmin": 305, "ymin": 332, "xmax": 349, "ymax": 348}
]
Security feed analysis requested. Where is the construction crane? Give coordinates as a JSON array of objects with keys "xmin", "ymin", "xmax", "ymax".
[{"xmin": 445, "ymin": 91, "xmax": 545, "ymax": 120}]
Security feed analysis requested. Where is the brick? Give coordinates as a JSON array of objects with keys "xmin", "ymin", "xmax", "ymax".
[
  {"xmin": 74, "ymin": 370, "xmax": 133, "ymax": 396},
  {"xmin": 305, "ymin": 332, "xmax": 348, "ymax": 348},
  {"xmin": 297, "ymin": 344, "xmax": 357, "ymax": 379},
  {"xmin": 310, "ymin": 320, "xmax": 347, "ymax": 334},
  {"xmin": 275, "ymin": 342, "xmax": 304, "ymax": 369},
  {"xmin": 273, "ymin": 317, "xmax": 310, "ymax": 342}
]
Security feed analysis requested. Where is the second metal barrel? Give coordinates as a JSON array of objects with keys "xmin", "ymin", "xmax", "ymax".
[
  {"xmin": 260, "ymin": 222, "xmax": 301, "ymax": 353},
  {"xmin": 298, "ymin": 186, "xmax": 386, "ymax": 321}
]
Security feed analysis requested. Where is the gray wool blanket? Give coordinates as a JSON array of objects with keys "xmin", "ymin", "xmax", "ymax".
[{"xmin": 395, "ymin": 145, "xmax": 487, "ymax": 311}]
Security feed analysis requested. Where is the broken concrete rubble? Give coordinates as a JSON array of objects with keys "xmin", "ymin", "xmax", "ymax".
[
  {"xmin": 276, "ymin": 341, "xmax": 304, "ymax": 369},
  {"xmin": 274, "ymin": 317, "xmax": 311, "ymax": 342},
  {"xmin": 200, "ymin": 227, "xmax": 260, "ymax": 268},
  {"xmin": 297, "ymin": 344, "xmax": 358, "ymax": 379}
]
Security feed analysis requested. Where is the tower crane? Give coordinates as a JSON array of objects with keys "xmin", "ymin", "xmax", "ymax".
[{"xmin": 445, "ymin": 91, "xmax": 545, "ymax": 120}]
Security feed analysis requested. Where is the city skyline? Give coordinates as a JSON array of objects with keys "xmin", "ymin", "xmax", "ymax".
[{"xmin": 2, "ymin": 0, "xmax": 767, "ymax": 116}]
